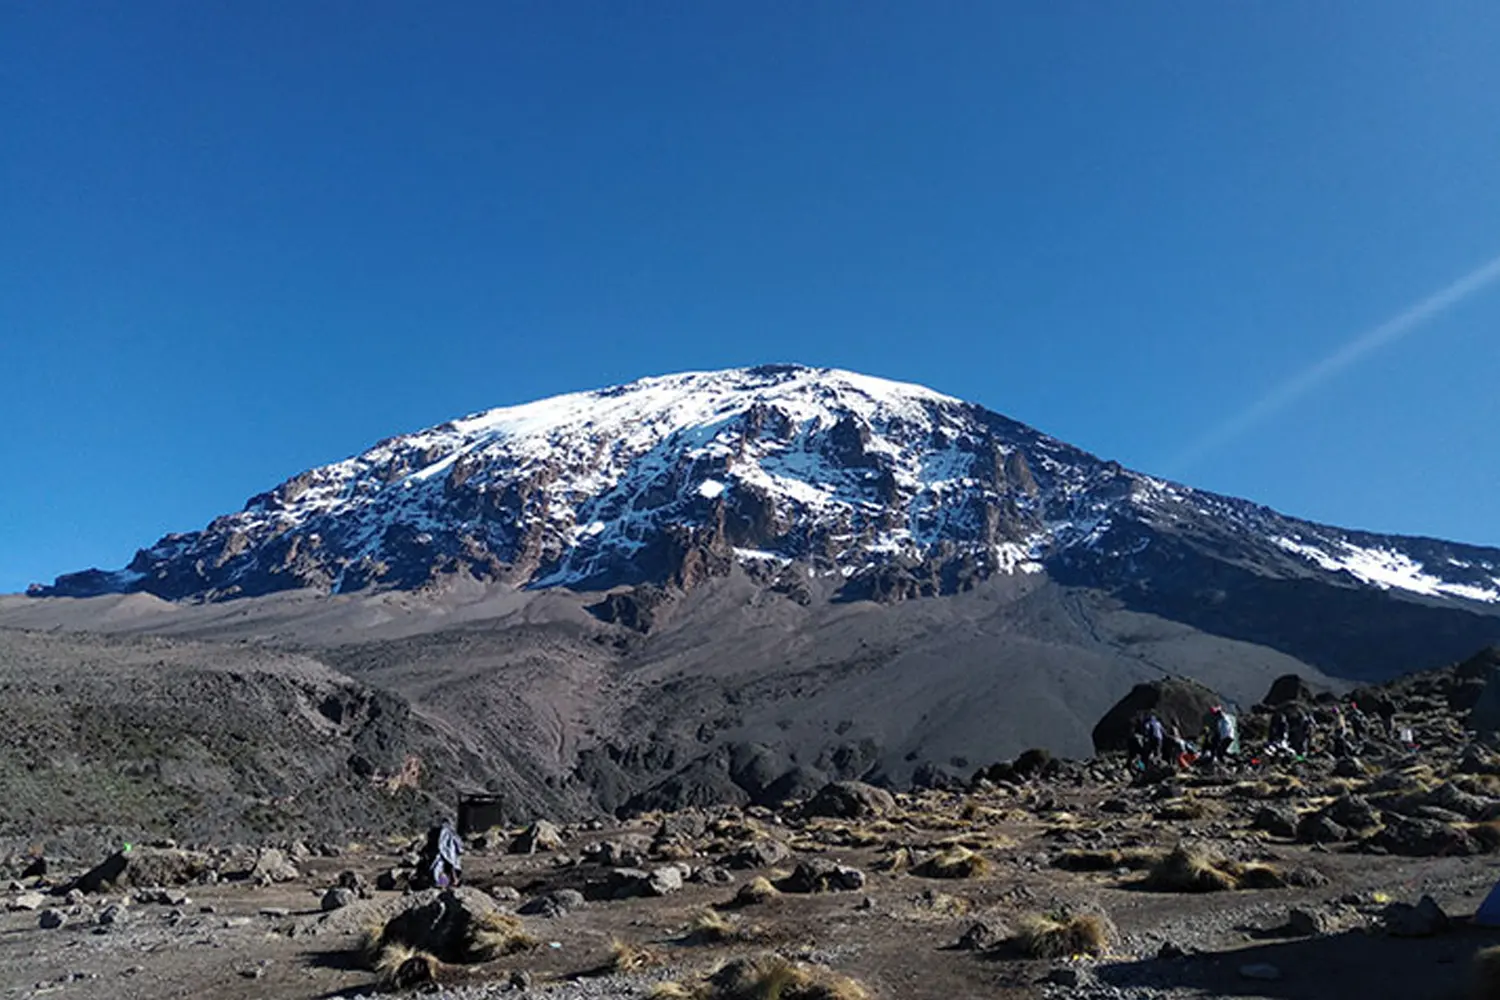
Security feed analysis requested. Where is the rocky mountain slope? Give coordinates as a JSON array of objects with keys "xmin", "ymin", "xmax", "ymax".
[
  {"xmin": 35, "ymin": 365, "xmax": 1500, "ymax": 622},
  {"xmin": 11, "ymin": 365, "xmax": 1500, "ymax": 845}
]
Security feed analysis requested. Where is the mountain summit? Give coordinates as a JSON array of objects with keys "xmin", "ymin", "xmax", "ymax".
[{"xmin": 35, "ymin": 365, "xmax": 1500, "ymax": 635}]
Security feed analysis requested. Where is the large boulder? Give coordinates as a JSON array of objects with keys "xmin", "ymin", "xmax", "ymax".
[
  {"xmin": 1261, "ymin": 674, "xmax": 1315, "ymax": 707},
  {"xmin": 510, "ymin": 820, "xmax": 565, "ymax": 854},
  {"xmin": 248, "ymin": 848, "xmax": 299, "ymax": 885},
  {"xmin": 1092, "ymin": 678, "xmax": 1223, "ymax": 754},
  {"xmin": 802, "ymin": 781, "xmax": 895, "ymax": 820},
  {"xmin": 781, "ymin": 858, "xmax": 866, "ymax": 893},
  {"xmin": 373, "ymin": 888, "xmax": 532, "ymax": 963},
  {"xmin": 76, "ymin": 847, "xmax": 214, "ymax": 894}
]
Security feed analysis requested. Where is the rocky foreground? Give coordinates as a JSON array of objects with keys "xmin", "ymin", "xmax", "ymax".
[{"xmin": 8, "ymin": 658, "xmax": 1500, "ymax": 1000}]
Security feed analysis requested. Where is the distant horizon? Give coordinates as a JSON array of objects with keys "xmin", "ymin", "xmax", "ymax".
[{"xmin": 6, "ymin": 4, "xmax": 1500, "ymax": 593}]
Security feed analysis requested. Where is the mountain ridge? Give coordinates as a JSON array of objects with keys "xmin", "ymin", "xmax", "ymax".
[{"xmin": 34, "ymin": 365, "xmax": 1500, "ymax": 621}]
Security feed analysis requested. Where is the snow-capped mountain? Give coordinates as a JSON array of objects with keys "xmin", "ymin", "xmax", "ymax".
[{"xmin": 34, "ymin": 365, "xmax": 1500, "ymax": 609}]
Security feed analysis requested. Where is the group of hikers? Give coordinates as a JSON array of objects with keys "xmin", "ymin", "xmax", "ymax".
[{"xmin": 1130, "ymin": 694, "xmax": 1405, "ymax": 774}]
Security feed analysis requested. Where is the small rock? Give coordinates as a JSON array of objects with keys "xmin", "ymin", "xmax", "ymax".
[
  {"xmin": 38, "ymin": 909, "xmax": 66, "ymax": 929},
  {"xmin": 1157, "ymin": 941, "xmax": 1187, "ymax": 959},
  {"xmin": 8, "ymin": 892, "xmax": 45, "ymax": 912},
  {"xmin": 1384, "ymin": 895, "xmax": 1450, "ymax": 937},
  {"xmin": 1297, "ymin": 813, "xmax": 1348, "ymax": 844},
  {"xmin": 1287, "ymin": 907, "xmax": 1328, "ymax": 936},
  {"xmin": 519, "ymin": 888, "xmax": 584, "ymax": 917},
  {"xmin": 692, "ymin": 865, "xmax": 734, "ymax": 885},
  {"xmin": 321, "ymin": 887, "xmax": 357, "ymax": 912},
  {"xmin": 258, "ymin": 907, "xmax": 290, "ymax": 918},
  {"xmin": 375, "ymin": 868, "xmax": 408, "ymax": 892},
  {"xmin": 782, "ymin": 858, "xmax": 866, "ymax": 893},
  {"xmin": 722, "ymin": 840, "xmax": 792, "ymax": 870},
  {"xmin": 646, "ymin": 866, "xmax": 684, "ymax": 896},
  {"xmin": 1253, "ymin": 805, "xmax": 1299, "ymax": 839},
  {"xmin": 509, "ymin": 969, "xmax": 532, "ymax": 990},
  {"xmin": 1240, "ymin": 963, "xmax": 1282, "ymax": 981},
  {"xmin": 957, "ymin": 920, "xmax": 1005, "ymax": 951},
  {"xmin": 335, "ymin": 870, "xmax": 367, "ymax": 894},
  {"xmin": 248, "ymin": 848, "xmax": 298, "ymax": 885},
  {"xmin": 97, "ymin": 904, "xmax": 126, "ymax": 926},
  {"xmin": 1047, "ymin": 967, "xmax": 1084, "ymax": 987},
  {"xmin": 488, "ymin": 885, "xmax": 522, "ymax": 903}
]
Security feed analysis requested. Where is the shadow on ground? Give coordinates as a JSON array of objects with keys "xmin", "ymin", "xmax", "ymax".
[{"xmin": 1097, "ymin": 925, "xmax": 1500, "ymax": 1000}]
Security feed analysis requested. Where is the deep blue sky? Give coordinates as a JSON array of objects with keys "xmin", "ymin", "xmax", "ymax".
[{"xmin": 5, "ymin": 2, "xmax": 1500, "ymax": 593}]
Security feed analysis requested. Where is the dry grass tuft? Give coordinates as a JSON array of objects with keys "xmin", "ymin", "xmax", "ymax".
[
  {"xmin": 1471, "ymin": 944, "xmax": 1500, "ymax": 1000},
  {"xmin": 1156, "ymin": 797, "xmax": 1211, "ymax": 821},
  {"xmin": 937, "ymin": 832, "xmax": 1016, "ymax": 852},
  {"xmin": 608, "ymin": 938, "xmax": 661, "ymax": 973},
  {"xmin": 1143, "ymin": 846, "xmax": 1238, "ymax": 893},
  {"xmin": 873, "ymin": 846, "xmax": 913, "ymax": 873},
  {"xmin": 732, "ymin": 876, "xmax": 781, "ymax": 906},
  {"xmin": 465, "ymin": 910, "xmax": 539, "ymax": 960},
  {"xmin": 898, "ymin": 809, "xmax": 969, "ymax": 832},
  {"xmin": 914, "ymin": 846, "xmax": 991, "ymax": 879},
  {"xmin": 1231, "ymin": 862, "xmax": 1288, "ymax": 890},
  {"xmin": 373, "ymin": 943, "xmax": 439, "ymax": 992},
  {"xmin": 687, "ymin": 908, "xmax": 752, "ymax": 944},
  {"xmin": 1010, "ymin": 913, "xmax": 1113, "ymax": 959},
  {"xmin": 647, "ymin": 983, "xmax": 697, "ymax": 1000}
]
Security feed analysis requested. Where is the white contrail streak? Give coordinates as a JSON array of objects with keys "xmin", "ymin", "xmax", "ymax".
[{"xmin": 1169, "ymin": 251, "xmax": 1500, "ymax": 473}]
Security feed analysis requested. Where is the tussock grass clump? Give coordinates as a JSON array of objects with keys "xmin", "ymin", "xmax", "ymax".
[
  {"xmin": 1009, "ymin": 912, "xmax": 1113, "ymax": 959},
  {"xmin": 873, "ymin": 846, "xmax": 913, "ymax": 872},
  {"xmin": 465, "ymin": 910, "xmax": 539, "ymax": 959},
  {"xmin": 1143, "ymin": 846, "xmax": 1238, "ymax": 893},
  {"xmin": 937, "ymin": 832, "xmax": 1016, "ymax": 852},
  {"xmin": 897, "ymin": 809, "xmax": 969, "ymax": 832},
  {"xmin": 687, "ymin": 908, "xmax": 747, "ymax": 944},
  {"xmin": 1470, "ymin": 944, "xmax": 1500, "ymax": 1000},
  {"xmin": 732, "ymin": 876, "xmax": 780, "ymax": 906},
  {"xmin": 647, "ymin": 984, "xmax": 696, "ymax": 1000},
  {"xmin": 1232, "ymin": 863, "xmax": 1288, "ymax": 890},
  {"xmin": 372, "ymin": 943, "xmax": 439, "ymax": 992},
  {"xmin": 914, "ymin": 846, "xmax": 991, "ymax": 879},
  {"xmin": 608, "ymin": 938, "xmax": 660, "ymax": 972},
  {"xmin": 1142, "ymin": 846, "xmax": 1287, "ymax": 892},
  {"xmin": 1156, "ymin": 797, "xmax": 1211, "ymax": 822}
]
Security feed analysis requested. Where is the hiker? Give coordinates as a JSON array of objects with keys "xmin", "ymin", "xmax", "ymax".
[
  {"xmin": 415, "ymin": 819, "xmax": 463, "ymax": 889},
  {"xmin": 1163, "ymin": 723, "xmax": 1186, "ymax": 766},
  {"xmin": 1346, "ymin": 701, "xmax": 1370, "ymax": 743},
  {"xmin": 1202, "ymin": 706, "xmax": 1237, "ymax": 760},
  {"xmin": 1370, "ymin": 695, "xmax": 1398, "ymax": 737},
  {"xmin": 1268, "ymin": 708, "xmax": 1290, "ymax": 748},
  {"xmin": 1331, "ymin": 707, "xmax": 1353, "ymax": 757},
  {"xmin": 1139, "ymin": 712, "xmax": 1165, "ymax": 763},
  {"xmin": 1286, "ymin": 705, "xmax": 1314, "ymax": 755}
]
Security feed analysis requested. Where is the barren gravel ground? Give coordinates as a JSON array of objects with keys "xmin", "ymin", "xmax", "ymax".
[{"xmin": 6, "ymin": 771, "xmax": 1500, "ymax": 1000}]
